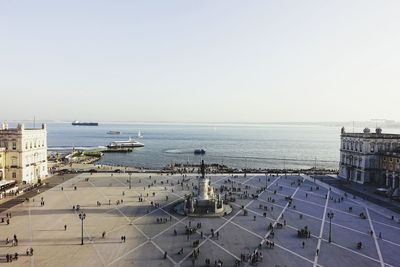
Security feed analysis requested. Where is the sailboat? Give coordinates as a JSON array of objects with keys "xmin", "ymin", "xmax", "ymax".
[{"xmin": 137, "ymin": 131, "xmax": 143, "ymax": 138}]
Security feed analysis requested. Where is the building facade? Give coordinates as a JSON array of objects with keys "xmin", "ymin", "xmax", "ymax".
[
  {"xmin": 339, "ymin": 127, "xmax": 400, "ymax": 185},
  {"xmin": 0, "ymin": 123, "xmax": 48, "ymax": 184},
  {"xmin": 0, "ymin": 147, "xmax": 5, "ymax": 180},
  {"xmin": 382, "ymin": 150, "xmax": 400, "ymax": 195}
]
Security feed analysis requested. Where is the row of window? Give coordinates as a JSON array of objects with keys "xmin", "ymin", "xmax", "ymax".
[
  {"xmin": 343, "ymin": 169, "xmax": 362, "ymax": 181},
  {"xmin": 341, "ymin": 155, "xmax": 363, "ymax": 167},
  {"xmin": 341, "ymin": 155, "xmax": 378, "ymax": 169},
  {"xmin": 0, "ymin": 140, "xmax": 17, "ymax": 150},
  {"xmin": 383, "ymin": 157, "xmax": 400, "ymax": 164},
  {"xmin": 4, "ymin": 152, "xmax": 46, "ymax": 167},
  {"xmin": 10, "ymin": 167, "xmax": 46, "ymax": 180},
  {"xmin": 25, "ymin": 140, "xmax": 45, "ymax": 150},
  {"xmin": 342, "ymin": 140, "xmax": 400, "ymax": 153},
  {"xmin": 25, "ymin": 153, "xmax": 46, "ymax": 165},
  {"xmin": 384, "ymin": 165, "xmax": 400, "ymax": 172},
  {"xmin": 342, "ymin": 140, "xmax": 364, "ymax": 152},
  {"xmin": 0, "ymin": 139, "xmax": 46, "ymax": 150}
]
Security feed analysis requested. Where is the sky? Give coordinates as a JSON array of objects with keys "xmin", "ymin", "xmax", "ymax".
[{"xmin": 0, "ymin": 1, "xmax": 399, "ymax": 123}]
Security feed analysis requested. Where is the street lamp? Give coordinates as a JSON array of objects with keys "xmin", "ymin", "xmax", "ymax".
[
  {"xmin": 327, "ymin": 211, "xmax": 334, "ymax": 243},
  {"xmin": 79, "ymin": 212, "xmax": 86, "ymax": 245},
  {"xmin": 283, "ymin": 157, "xmax": 286, "ymax": 178}
]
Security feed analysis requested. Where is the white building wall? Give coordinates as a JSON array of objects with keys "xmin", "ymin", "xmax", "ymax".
[{"xmin": 21, "ymin": 127, "xmax": 48, "ymax": 183}]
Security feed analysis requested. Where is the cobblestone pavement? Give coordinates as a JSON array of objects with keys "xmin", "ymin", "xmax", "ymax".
[{"xmin": 0, "ymin": 173, "xmax": 399, "ymax": 267}]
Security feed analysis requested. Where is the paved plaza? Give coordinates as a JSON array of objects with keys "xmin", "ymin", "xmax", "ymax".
[{"xmin": 1, "ymin": 172, "xmax": 400, "ymax": 266}]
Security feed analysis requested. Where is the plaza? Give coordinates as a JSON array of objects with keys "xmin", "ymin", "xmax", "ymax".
[{"xmin": 0, "ymin": 172, "xmax": 399, "ymax": 267}]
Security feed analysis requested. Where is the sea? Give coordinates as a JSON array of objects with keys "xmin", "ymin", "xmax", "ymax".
[{"xmin": 44, "ymin": 122, "xmax": 344, "ymax": 170}]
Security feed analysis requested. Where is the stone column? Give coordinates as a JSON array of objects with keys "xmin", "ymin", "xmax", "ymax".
[
  {"xmin": 198, "ymin": 178, "xmax": 209, "ymax": 200},
  {"xmin": 386, "ymin": 170, "xmax": 390, "ymax": 187}
]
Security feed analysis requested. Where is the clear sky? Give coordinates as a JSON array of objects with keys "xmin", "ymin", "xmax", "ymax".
[{"xmin": 0, "ymin": 1, "xmax": 399, "ymax": 123}]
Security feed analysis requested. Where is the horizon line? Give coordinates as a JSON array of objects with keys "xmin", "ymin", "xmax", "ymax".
[{"xmin": 1, "ymin": 119, "xmax": 399, "ymax": 126}]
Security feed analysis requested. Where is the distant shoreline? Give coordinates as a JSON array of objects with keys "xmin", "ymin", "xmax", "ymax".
[{"xmin": 5, "ymin": 120, "xmax": 400, "ymax": 129}]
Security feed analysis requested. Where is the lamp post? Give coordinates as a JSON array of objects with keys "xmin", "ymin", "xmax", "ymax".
[
  {"xmin": 283, "ymin": 157, "xmax": 286, "ymax": 178},
  {"xmin": 327, "ymin": 211, "xmax": 334, "ymax": 243},
  {"xmin": 79, "ymin": 212, "xmax": 86, "ymax": 245}
]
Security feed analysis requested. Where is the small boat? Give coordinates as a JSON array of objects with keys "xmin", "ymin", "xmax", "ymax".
[
  {"xmin": 107, "ymin": 137, "xmax": 144, "ymax": 148},
  {"xmin": 107, "ymin": 131, "xmax": 121, "ymax": 135},
  {"xmin": 194, "ymin": 149, "xmax": 206, "ymax": 155},
  {"xmin": 72, "ymin": 120, "xmax": 99, "ymax": 126},
  {"xmin": 137, "ymin": 131, "xmax": 143, "ymax": 138}
]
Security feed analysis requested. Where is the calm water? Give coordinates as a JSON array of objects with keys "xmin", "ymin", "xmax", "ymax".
[{"xmin": 45, "ymin": 122, "xmax": 341, "ymax": 170}]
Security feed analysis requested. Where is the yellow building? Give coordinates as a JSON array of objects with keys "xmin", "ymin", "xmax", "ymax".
[
  {"xmin": 0, "ymin": 123, "xmax": 48, "ymax": 184},
  {"xmin": 382, "ymin": 149, "xmax": 400, "ymax": 190},
  {"xmin": 0, "ymin": 147, "xmax": 5, "ymax": 180}
]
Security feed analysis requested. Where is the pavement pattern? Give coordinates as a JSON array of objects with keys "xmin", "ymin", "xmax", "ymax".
[{"xmin": 0, "ymin": 173, "xmax": 399, "ymax": 267}]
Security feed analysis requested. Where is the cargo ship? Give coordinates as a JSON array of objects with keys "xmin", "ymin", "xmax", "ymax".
[
  {"xmin": 72, "ymin": 121, "xmax": 99, "ymax": 126},
  {"xmin": 107, "ymin": 131, "xmax": 121, "ymax": 135}
]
